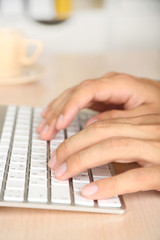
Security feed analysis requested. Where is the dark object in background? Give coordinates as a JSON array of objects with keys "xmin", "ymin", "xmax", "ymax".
[
  {"xmin": 27, "ymin": 0, "xmax": 73, "ymax": 24},
  {"xmin": 0, "ymin": 0, "xmax": 72, "ymax": 24}
]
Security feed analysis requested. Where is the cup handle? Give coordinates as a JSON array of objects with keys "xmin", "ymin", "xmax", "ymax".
[{"xmin": 22, "ymin": 39, "xmax": 43, "ymax": 65}]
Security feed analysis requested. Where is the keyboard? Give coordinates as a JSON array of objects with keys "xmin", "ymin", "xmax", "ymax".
[{"xmin": 0, "ymin": 105, "xmax": 125, "ymax": 214}]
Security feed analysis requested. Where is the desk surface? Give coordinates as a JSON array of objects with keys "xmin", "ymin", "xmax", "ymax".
[{"xmin": 0, "ymin": 52, "xmax": 160, "ymax": 240}]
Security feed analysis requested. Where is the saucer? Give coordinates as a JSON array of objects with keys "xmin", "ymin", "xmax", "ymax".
[{"xmin": 0, "ymin": 65, "xmax": 43, "ymax": 86}]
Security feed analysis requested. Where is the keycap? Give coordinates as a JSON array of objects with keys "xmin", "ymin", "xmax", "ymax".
[
  {"xmin": 6, "ymin": 179, "xmax": 25, "ymax": 190},
  {"xmin": 31, "ymin": 161, "xmax": 47, "ymax": 169},
  {"xmin": 30, "ymin": 169, "xmax": 47, "ymax": 178},
  {"xmin": 92, "ymin": 167, "xmax": 112, "ymax": 178},
  {"xmin": 12, "ymin": 149, "xmax": 28, "ymax": 156},
  {"xmin": 11, "ymin": 155, "xmax": 27, "ymax": 163},
  {"xmin": 73, "ymin": 174, "xmax": 90, "ymax": 183},
  {"xmin": 9, "ymin": 163, "xmax": 26, "ymax": 171},
  {"xmin": 4, "ymin": 189, "xmax": 24, "ymax": 201},
  {"xmin": 0, "ymin": 162, "xmax": 6, "ymax": 169},
  {"xmin": 31, "ymin": 147, "xmax": 46, "ymax": 154},
  {"xmin": 74, "ymin": 191, "xmax": 94, "ymax": 206},
  {"xmin": 98, "ymin": 197, "xmax": 121, "ymax": 208},
  {"xmin": 51, "ymin": 185, "xmax": 71, "ymax": 204},
  {"xmin": 28, "ymin": 186, "xmax": 47, "ymax": 202},
  {"xmin": 51, "ymin": 175, "xmax": 69, "ymax": 186},
  {"xmin": 8, "ymin": 170, "xmax": 26, "ymax": 180},
  {"xmin": 73, "ymin": 182, "xmax": 87, "ymax": 191},
  {"xmin": 0, "ymin": 169, "xmax": 4, "ymax": 178},
  {"xmin": 31, "ymin": 153, "xmax": 46, "ymax": 159},
  {"xmin": 0, "ymin": 153, "xmax": 8, "ymax": 161},
  {"xmin": 29, "ymin": 177, "xmax": 47, "ymax": 186}
]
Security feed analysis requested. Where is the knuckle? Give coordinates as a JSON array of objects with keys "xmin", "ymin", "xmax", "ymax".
[
  {"xmin": 102, "ymin": 71, "xmax": 117, "ymax": 78},
  {"xmin": 107, "ymin": 138, "xmax": 130, "ymax": 149},
  {"xmin": 118, "ymin": 73, "xmax": 130, "ymax": 79},
  {"xmin": 70, "ymin": 152, "xmax": 81, "ymax": 167},
  {"xmin": 115, "ymin": 73, "xmax": 133, "ymax": 83},
  {"xmin": 80, "ymin": 79, "xmax": 92, "ymax": 88}
]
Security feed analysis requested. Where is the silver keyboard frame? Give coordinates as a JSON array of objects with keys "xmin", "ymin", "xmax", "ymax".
[{"xmin": 0, "ymin": 105, "xmax": 125, "ymax": 214}]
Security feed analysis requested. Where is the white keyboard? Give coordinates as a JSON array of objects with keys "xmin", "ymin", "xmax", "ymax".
[{"xmin": 0, "ymin": 105, "xmax": 125, "ymax": 214}]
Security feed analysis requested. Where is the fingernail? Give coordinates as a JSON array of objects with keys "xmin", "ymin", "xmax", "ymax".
[
  {"xmin": 55, "ymin": 162, "xmax": 67, "ymax": 177},
  {"xmin": 48, "ymin": 150, "xmax": 57, "ymax": 169},
  {"xmin": 40, "ymin": 124, "xmax": 49, "ymax": 136},
  {"xmin": 56, "ymin": 114, "xmax": 64, "ymax": 129},
  {"xmin": 81, "ymin": 183, "xmax": 98, "ymax": 196}
]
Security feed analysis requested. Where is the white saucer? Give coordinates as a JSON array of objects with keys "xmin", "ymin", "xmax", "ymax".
[{"xmin": 0, "ymin": 65, "xmax": 43, "ymax": 86}]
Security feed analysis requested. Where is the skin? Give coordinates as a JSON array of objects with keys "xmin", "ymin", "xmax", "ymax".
[{"xmin": 37, "ymin": 72, "xmax": 160, "ymax": 199}]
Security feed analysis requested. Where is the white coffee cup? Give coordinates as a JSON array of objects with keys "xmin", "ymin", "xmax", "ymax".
[{"xmin": 0, "ymin": 29, "xmax": 43, "ymax": 78}]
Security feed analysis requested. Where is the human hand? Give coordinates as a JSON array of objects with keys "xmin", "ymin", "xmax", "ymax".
[
  {"xmin": 37, "ymin": 72, "xmax": 160, "ymax": 140},
  {"xmin": 48, "ymin": 114, "xmax": 160, "ymax": 199}
]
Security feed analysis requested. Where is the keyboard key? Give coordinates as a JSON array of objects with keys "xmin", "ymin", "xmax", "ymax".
[
  {"xmin": 74, "ymin": 191, "xmax": 94, "ymax": 206},
  {"xmin": 6, "ymin": 179, "xmax": 25, "ymax": 190},
  {"xmin": 12, "ymin": 149, "xmax": 28, "ymax": 156},
  {"xmin": 0, "ymin": 153, "xmax": 7, "ymax": 162},
  {"xmin": 31, "ymin": 153, "xmax": 46, "ymax": 160},
  {"xmin": 98, "ymin": 197, "xmax": 121, "ymax": 208},
  {"xmin": 51, "ymin": 175, "xmax": 69, "ymax": 186},
  {"xmin": 0, "ymin": 169, "xmax": 4, "ymax": 178},
  {"xmin": 92, "ymin": 167, "xmax": 112, "ymax": 178},
  {"xmin": 9, "ymin": 163, "xmax": 26, "ymax": 171},
  {"xmin": 51, "ymin": 185, "xmax": 71, "ymax": 204},
  {"xmin": 8, "ymin": 170, "xmax": 26, "ymax": 180},
  {"xmin": 0, "ymin": 162, "xmax": 6, "ymax": 169},
  {"xmin": 4, "ymin": 189, "xmax": 24, "ymax": 201},
  {"xmin": 31, "ymin": 147, "xmax": 46, "ymax": 154},
  {"xmin": 31, "ymin": 161, "xmax": 47, "ymax": 169},
  {"xmin": 29, "ymin": 177, "xmax": 47, "ymax": 186},
  {"xmin": 11, "ymin": 155, "xmax": 27, "ymax": 163},
  {"xmin": 30, "ymin": 169, "xmax": 47, "ymax": 178},
  {"xmin": 28, "ymin": 186, "xmax": 47, "ymax": 202},
  {"xmin": 73, "ymin": 182, "xmax": 87, "ymax": 191},
  {"xmin": 73, "ymin": 174, "xmax": 90, "ymax": 183}
]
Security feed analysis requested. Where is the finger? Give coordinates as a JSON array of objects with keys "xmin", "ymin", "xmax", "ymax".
[
  {"xmin": 37, "ymin": 119, "xmax": 48, "ymax": 134},
  {"xmin": 85, "ymin": 104, "xmax": 158, "ymax": 127},
  {"xmin": 41, "ymin": 106, "xmax": 49, "ymax": 118},
  {"xmin": 48, "ymin": 119, "xmax": 160, "ymax": 169},
  {"xmin": 38, "ymin": 88, "xmax": 75, "ymax": 139},
  {"xmin": 81, "ymin": 165, "xmax": 160, "ymax": 199},
  {"xmin": 52, "ymin": 137, "xmax": 160, "ymax": 180}
]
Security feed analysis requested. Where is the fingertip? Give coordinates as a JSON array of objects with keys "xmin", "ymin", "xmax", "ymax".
[
  {"xmin": 40, "ymin": 126, "xmax": 57, "ymax": 141},
  {"xmin": 81, "ymin": 182, "xmax": 98, "ymax": 197}
]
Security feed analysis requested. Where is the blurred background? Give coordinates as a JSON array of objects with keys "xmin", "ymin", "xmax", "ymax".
[{"xmin": 0, "ymin": 0, "xmax": 160, "ymax": 54}]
